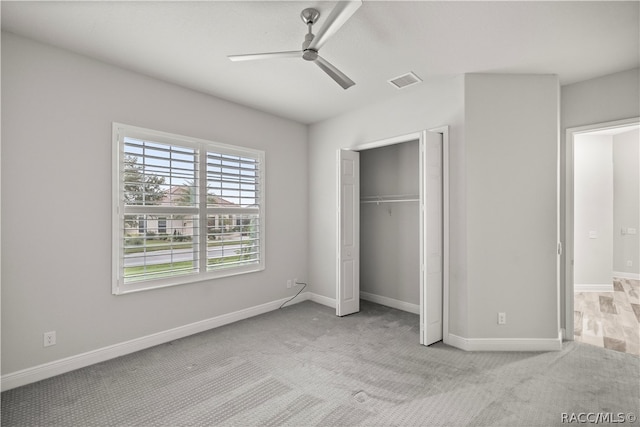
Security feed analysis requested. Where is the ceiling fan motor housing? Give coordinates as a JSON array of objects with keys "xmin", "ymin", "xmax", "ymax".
[
  {"xmin": 302, "ymin": 33, "xmax": 318, "ymax": 61},
  {"xmin": 303, "ymin": 49, "xmax": 318, "ymax": 61}
]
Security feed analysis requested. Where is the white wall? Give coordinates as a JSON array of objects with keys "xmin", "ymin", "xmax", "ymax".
[
  {"xmin": 613, "ymin": 129, "xmax": 640, "ymax": 275},
  {"xmin": 360, "ymin": 141, "xmax": 420, "ymax": 305},
  {"xmin": 573, "ymin": 134, "xmax": 613, "ymax": 285},
  {"xmin": 308, "ymin": 75, "xmax": 467, "ymax": 335},
  {"xmin": 464, "ymin": 74, "xmax": 559, "ymax": 339},
  {"xmin": 560, "ymin": 68, "xmax": 640, "ymax": 327},
  {"xmin": 1, "ymin": 33, "xmax": 308, "ymax": 375}
]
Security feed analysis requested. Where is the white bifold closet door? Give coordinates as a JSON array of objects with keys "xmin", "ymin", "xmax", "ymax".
[
  {"xmin": 421, "ymin": 131, "xmax": 443, "ymax": 345},
  {"xmin": 337, "ymin": 149, "xmax": 360, "ymax": 317}
]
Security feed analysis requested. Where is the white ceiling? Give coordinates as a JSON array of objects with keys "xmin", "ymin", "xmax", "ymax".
[{"xmin": 2, "ymin": 1, "xmax": 638, "ymax": 124}]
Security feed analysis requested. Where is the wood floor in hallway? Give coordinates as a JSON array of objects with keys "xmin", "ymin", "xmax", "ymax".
[{"xmin": 574, "ymin": 278, "xmax": 640, "ymax": 356}]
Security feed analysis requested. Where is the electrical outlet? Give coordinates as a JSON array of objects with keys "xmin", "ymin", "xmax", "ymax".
[
  {"xmin": 293, "ymin": 278, "xmax": 299, "ymax": 287},
  {"xmin": 286, "ymin": 279, "xmax": 292, "ymax": 289},
  {"xmin": 627, "ymin": 260, "xmax": 633, "ymax": 267},
  {"xmin": 44, "ymin": 331, "xmax": 56, "ymax": 347},
  {"xmin": 498, "ymin": 312, "xmax": 506, "ymax": 325}
]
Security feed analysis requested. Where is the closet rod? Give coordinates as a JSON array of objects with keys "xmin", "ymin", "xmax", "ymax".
[{"xmin": 360, "ymin": 194, "xmax": 419, "ymax": 204}]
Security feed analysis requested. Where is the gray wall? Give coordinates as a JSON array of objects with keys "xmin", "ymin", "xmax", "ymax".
[
  {"xmin": 613, "ymin": 129, "xmax": 640, "ymax": 275},
  {"xmin": 464, "ymin": 74, "xmax": 559, "ymax": 339},
  {"xmin": 561, "ymin": 69, "xmax": 640, "ymax": 130},
  {"xmin": 1, "ymin": 33, "xmax": 308, "ymax": 375},
  {"xmin": 360, "ymin": 141, "xmax": 420, "ymax": 305},
  {"xmin": 573, "ymin": 134, "xmax": 613, "ymax": 285}
]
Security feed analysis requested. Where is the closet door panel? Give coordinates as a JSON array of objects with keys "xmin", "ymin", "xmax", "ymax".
[{"xmin": 337, "ymin": 149, "xmax": 360, "ymax": 316}]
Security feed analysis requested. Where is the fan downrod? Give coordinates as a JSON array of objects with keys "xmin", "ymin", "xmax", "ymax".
[{"xmin": 301, "ymin": 8, "xmax": 320, "ymax": 61}]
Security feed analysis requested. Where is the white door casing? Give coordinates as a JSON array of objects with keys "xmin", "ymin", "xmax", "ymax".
[{"xmin": 337, "ymin": 149, "xmax": 360, "ymax": 316}]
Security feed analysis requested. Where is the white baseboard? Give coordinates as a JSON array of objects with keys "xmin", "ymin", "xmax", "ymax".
[
  {"xmin": 574, "ymin": 283, "xmax": 614, "ymax": 292},
  {"xmin": 446, "ymin": 332, "xmax": 562, "ymax": 352},
  {"xmin": 1, "ymin": 291, "xmax": 564, "ymax": 391},
  {"xmin": 1, "ymin": 294, "xmax": 318, "ymax": 392},
  {"xmin": 613, "ymin": 271, "xmax": 640, "ymax": 280},
  {"xmin": 360, "ymin": 291, "xmax": 420, "ymax": 315},
  {"xmin": 307, "ymin": 292, "xmax": 336, "ymax": 308}
]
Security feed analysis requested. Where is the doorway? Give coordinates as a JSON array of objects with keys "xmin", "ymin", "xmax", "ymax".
[
  {"xmin": 337, "ymin": 128, "xmax": 449, "ymax": 346},
  {"xmin": 359, "ymin": 140, "xmax": 421, "ymax": 317},
  {"xmin": 565, "ymin": 118, "xmax": 640, "ymax": 355}
]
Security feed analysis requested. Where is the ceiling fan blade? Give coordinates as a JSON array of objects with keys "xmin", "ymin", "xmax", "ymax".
[
  {"xmin": 228, "ymin": 51, "xmax": 301, "ymax": 62},
  {"xmin": 314, "ymin": 55, "xmax": 355, "ymax": 89},
  {"xmin": 308, "ymin": 0, "xmax": 362, "ymax": 51}
]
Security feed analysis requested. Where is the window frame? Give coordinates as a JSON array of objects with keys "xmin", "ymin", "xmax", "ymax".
[{"xmin": 112, "ymin": 123, "xmax": 265, "ymax": 295}]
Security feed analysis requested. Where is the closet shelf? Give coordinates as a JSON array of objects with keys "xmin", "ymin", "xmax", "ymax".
[{"xmin": 360, "ymin": 194, "xmax": 419, "ymax": 204}]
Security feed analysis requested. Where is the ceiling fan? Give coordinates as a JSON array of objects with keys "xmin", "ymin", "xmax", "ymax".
[{"xmin": 228, "ymin": 1, "xmax": 362, "ymax": 89}]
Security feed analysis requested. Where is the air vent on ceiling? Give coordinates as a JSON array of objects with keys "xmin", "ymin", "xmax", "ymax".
[{"xmin": 388, "ymin": 72, "xmax": 422, "ymax": 89}]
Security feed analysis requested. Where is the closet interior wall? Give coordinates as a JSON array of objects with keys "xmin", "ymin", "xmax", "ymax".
[{"xmin": 360, "ymin": 140, "xmax": 420, "ymax": 307}]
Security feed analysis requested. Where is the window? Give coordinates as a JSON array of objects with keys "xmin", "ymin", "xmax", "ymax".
[
  {"xmin": 112, "ymin": 123, "xmax": 265, "ymax": 294},
  {"xmin": 137, "ymin": 215, "xmax": 146, "ymax": 234},
  {"xmin": 158, "ymin": 217, "xmax": 167, "ymax": 234}
]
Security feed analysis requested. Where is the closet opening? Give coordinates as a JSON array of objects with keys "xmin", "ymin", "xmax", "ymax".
[
  {"xmin": 337, "ymin": 129, "xmax": 448, "ymax": 346},
  {"xmin": 359, "ymin": 140, "xmax": 421, "ymax": 316}
]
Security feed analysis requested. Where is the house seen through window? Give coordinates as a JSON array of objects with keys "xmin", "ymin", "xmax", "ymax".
[{"xmin": 112, "ymin": 123, "xmax": 265, "ymax": 294}]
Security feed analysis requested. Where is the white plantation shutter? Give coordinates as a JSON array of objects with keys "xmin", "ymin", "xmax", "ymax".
[
  {"xmin": 206, "ymin": 151, "xmax": 262, "ymax": 271},
  {"xmin": 112, "ymin": 123, "xmax": 265, "ymax": 295}
]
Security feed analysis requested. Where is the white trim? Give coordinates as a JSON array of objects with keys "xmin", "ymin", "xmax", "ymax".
[
  {"xmin": 2, "ymin": 290, "xmax": 567, "ymax": 391},
  {"xmin": 308, "ymin": 292, "xmax": 337, "ymax": 308},
  {"xmin": 1, "ymin": 293, "xmax": 320, "ymax": 392},
  {"xmin": 444, "ymin": 333, "xmax": 467, "ymax": 349},
  {"xmin": 419, "ymin": 133, "xmax": 426, "ymax": 343},
  {"xmin": 574, "ymin": 283, "xmax": 614, "ymax": 292},
  {"xmin": 446, "ymin": 333, "xmax": 563, "ymax": 352},
  {"xmin": 613, "ymin": 271, "xmax": 640, "ymax": 280},
  {"xmin": 360, "ymin": 292, "xmax": 420, "ymax": 314},
  {"xmin": 353, "ymin": 131, "xmax": 422, "ymax": 152}
]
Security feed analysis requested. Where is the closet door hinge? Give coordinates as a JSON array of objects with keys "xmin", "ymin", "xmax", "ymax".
[{"xmin": 557, "ymin": 242, "xmax": 563, "ymax": 256}]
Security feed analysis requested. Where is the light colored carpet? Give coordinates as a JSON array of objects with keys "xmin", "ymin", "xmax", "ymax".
[{"xmin": 2, "ymin": 300, "xmax": 639, "ymax": 426}]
